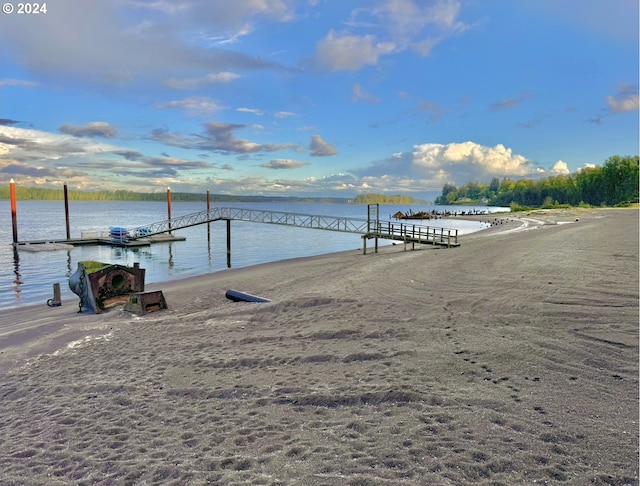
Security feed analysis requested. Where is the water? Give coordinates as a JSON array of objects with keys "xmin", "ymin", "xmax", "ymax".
[{"xmin": 0, "ymin": 201, "xmax": 506, "ymax": 310}]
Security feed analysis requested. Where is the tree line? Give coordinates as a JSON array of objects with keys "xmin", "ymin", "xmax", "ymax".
[
  {"xmin": 351, "ymin": 193, "xmax": 418, "ymax": 204},
  {"xmin": 0, "ymin": 186, "xmax": 348, "ymax": 204},
  {"xmin": 435, "ymin": 155, "xmax": 639, "ymax": 208}
]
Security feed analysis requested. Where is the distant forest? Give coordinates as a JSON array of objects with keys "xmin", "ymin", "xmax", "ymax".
[
  {"xmin": 0, "ymin": 187, "xmax": 348, "ymax": 204},
  {"xmin": 435, "ymin": 155, "xmax": 639, "ymax": 209},
  {"xmin": 350, "ymin": 194, "xmax": 419, "ymax": 204}
]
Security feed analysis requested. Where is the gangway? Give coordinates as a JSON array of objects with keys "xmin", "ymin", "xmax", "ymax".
[{"xmin": 127, "ymin": 206, "xmax": 460, "ymax": 251}]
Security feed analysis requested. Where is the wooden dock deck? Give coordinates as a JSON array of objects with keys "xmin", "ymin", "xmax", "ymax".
[{"xmin": 363, "ymin": 220, "xmax": 459, "ymax": 253}]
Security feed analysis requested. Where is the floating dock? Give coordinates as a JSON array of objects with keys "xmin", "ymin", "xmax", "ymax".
[{"xmin": 15, "ymin": 234, "xmax": 185, "ymax": 250}]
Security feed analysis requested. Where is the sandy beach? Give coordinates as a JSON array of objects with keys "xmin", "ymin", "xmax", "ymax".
[{"xmin": 0, "ymin": 208, "xmax": 637, "ymax": 485}]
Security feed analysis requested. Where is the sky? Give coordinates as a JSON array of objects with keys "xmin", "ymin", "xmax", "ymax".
[{"xmin": 0, "ymin": 0, "xmax": 638, "ymax": 199}]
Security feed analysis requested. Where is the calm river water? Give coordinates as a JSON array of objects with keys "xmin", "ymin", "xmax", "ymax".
[{"xmin": 0, "ymin": 201, "xmax": 505, "ymax": 310}]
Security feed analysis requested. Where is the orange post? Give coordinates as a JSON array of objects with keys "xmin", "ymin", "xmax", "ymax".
[{"xmin": 10, "ymin": 178, "xmax": 18, "ymax": 244}]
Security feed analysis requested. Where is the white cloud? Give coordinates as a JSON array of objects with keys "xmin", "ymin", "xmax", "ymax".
[
  {"xmin": 314, "ymin": 0, "xmax": 469, "ymax": 71},
  {"xmin": 606, "ymin": 83, "xmax": 639, "ymax": 113},
  {"xmin": 315, "ymin": 30, "xmax": 395, "ymax": 71},
  {"xmin": 413, "ymin": 141, "xmax": 534, "ymax": 177},
  {"xmin": 550, "ymin": 160, "xmax": 570, "ymax": 175},
  {"xmin": 351, "ymin": 141, "xmax": 542, "ymax": 190},
  {"xmin": 237, "ymin": 107, "xmax": 265, "ymax": 116}
]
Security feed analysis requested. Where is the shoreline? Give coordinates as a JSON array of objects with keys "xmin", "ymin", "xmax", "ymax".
[{"xmin": 0, "ymin": 208, "xmax": 637, "ymax": 484}]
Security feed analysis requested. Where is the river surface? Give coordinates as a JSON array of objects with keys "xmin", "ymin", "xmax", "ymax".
[{"xmin": 0, "ymin": 201, "xmax": 506, "ymax": 310}]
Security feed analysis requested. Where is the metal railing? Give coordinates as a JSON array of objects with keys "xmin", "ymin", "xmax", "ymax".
[{"xmin": 127, "ymin": 207, "xmax": 458, "ymax": 246}]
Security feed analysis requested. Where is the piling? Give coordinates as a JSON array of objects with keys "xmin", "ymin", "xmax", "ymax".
[
  {"xmin": 226, "ymin": 219, "xmax": 231, "ymax": 268},
  {"xmin": 167, "ymin": 186, "xmax": 172, "ymax": 234},
  {"xmin": 206, "ymin": 190, "xmax": 211, "ymax": 243},
  {"xmin": 47, "ymin": 283, "xmax": 62, "ymax": 307},
  {"xmin": 10, "ymin": 179, "xmax": 18, "ymax": 245},
  {"xmin": 64, "ymin": 183, "xmax": 71, "ymax": 240}
]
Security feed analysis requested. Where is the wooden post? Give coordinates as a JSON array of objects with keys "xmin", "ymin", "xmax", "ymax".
[
  {"xmin": 206, "ymin": 190, "xmax": 211, "ymax": 243},
  {"xmin": 226, "ymin": 219, "xmax": 231, "ymax": 268},
  {"xmin": 9, "ymin": 178, "xmax": 18, "ymax": 245},
  {"xmin": 167, "ymin": 186, "xmax": 172, "ymax": 234},
  {"xmin": 375, "ymin": 222, "xmax": 379, "ymax": 253},
  {"xmin": 64, "ymin": 183, "xmax": 71, "ymax": 240}
]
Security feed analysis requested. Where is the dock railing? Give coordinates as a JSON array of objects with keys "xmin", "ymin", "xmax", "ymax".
[
  {"xmin": 127, "ymin": 206, "xmax": 459, "ymax": 249},
  {"xmin": 366, "ymin": 221, "xmax": 459, "ymax": 247}
]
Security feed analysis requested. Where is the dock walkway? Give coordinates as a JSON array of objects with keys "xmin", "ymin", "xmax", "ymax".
[{"xmin": 15, "ymin": 207, "xmax": 459, "ymax": 252}]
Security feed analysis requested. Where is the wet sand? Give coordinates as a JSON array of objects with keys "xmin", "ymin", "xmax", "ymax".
[{"xmin": 0, "ymin": 208, "xmax": 638, "ymax": 485}]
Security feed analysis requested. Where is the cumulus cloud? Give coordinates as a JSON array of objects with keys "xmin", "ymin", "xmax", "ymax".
[
  {"xmin": 549, "ymin": 160, "xmax": 570, "ymax": 175},
  {"xmin": 413, "ymin": 141, "xmax": 536, "ymax": 177},
  {"xmin": 309, "ymin": 135, "xmax": 337, "ymax": 156},
  {"xmin": 261, "ymin": 159, "xmax": 309, "ymax": 169},
  {"xmin": 60, "ymin": 122, "xmax": 118, "ymax": 138},
  {"xmin": 351, "ymin": 141, "xmax": 543, "ymax": 190}
]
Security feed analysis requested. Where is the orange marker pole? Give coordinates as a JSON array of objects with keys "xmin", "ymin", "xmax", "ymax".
[{"xmin": 10, "ymin": 179, "xmax": 18, "ymax": 245}]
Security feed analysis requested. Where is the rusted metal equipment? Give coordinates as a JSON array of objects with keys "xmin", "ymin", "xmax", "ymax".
[
  {"xmin": 69, "ymin": 261, "xmax": 146, "ymax": 313},
  {"xmin": 124, "ymin": 291, "xmax": 168, "ymax": 315}
]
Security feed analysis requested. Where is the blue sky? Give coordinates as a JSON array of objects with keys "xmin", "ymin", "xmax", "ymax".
[{"xmin": 0, "ymin": 0, "xmax": 638, "ymax": 199}]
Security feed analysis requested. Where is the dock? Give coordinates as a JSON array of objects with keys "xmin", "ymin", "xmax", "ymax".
[
  {"xmin": 15, "ymin": 234, "xmax": 186, "ymax": 250},
  {"xmin": 12, "ymin": 205, "xmax": 460, "ymax": 257}
]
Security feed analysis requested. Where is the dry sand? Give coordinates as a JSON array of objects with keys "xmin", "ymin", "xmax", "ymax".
[{"xmin": 0, "ymin": 208, "xmax": 637, "ymax": 485}]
